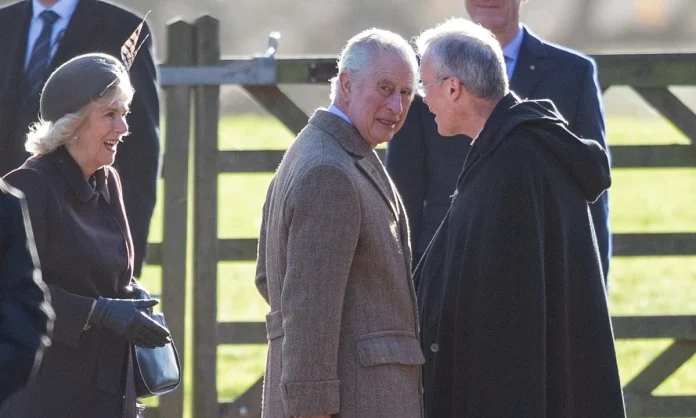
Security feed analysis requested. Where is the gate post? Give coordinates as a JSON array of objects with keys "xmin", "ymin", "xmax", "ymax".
[
  {"xmin": 158, "ymin": 18, "xmax": 195, "ymax": 418},
  {"xmin": 192, "ymin": 15, "xmax": 222, "ymax": 418}
]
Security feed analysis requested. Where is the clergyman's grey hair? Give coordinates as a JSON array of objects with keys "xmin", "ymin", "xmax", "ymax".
[
  {"xmin": 330, "ymin": 28, "xmax": 418, "ymax": 101},
  {"xmin": 415, "ymin": 18, "xmax": 508, "ymax": 101}
]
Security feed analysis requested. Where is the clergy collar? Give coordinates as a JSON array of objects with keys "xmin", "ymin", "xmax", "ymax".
[
  {"xmin": 50, "ymin": 146, "xmax": 111, "ymax": 203},
  {"xmin": 467, "ymin": 93, "xmax": 520, "ymax": 154}
]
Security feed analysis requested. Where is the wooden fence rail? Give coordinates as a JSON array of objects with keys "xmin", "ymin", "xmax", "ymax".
[{"xmin": 143, "ymin": 16, "xmax": 696, "ymax": 418}]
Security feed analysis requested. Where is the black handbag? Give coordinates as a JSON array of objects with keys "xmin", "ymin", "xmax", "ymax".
[{"xmin": 132, "ymin": 312, "xmax": 181, "ymax": 398}]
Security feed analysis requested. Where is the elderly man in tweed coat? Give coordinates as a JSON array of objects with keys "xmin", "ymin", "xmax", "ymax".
[{"xmin": 256, "ymin": 29, "xmax": 424, "ymax": 418}]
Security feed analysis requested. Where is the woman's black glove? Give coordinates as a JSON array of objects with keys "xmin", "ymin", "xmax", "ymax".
[
  {"xmin": 89, "ymin": 297, "xmax": 171, "ymax": 349},
  {"xmin": 121, "ymin": 284, "xmax": 150, "ymax": 301}
]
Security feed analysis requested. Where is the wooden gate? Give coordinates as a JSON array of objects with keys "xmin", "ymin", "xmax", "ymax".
[{"xmin": 146, "ymin": 16, "xmax": 696, "ymax": 418}]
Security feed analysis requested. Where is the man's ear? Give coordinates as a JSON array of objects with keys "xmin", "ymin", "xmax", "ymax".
[
  {"xmin": 339, "ymin": 72, "xmax": 352, "ymax": 101},
  {"xmin": 448, "ymin": 77, "xmax": 463, "ymax": 102}
]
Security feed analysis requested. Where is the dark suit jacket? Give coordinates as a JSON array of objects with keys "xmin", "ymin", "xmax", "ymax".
[
  {"xmin": 0, "ymin": 0, "xmax": 160, "ymax": 276},
  {"xmin": 386, "ymin": 27, "xmax": 611, "ymax": 280},
  {"xmin": 0, "ymin": 179, "xmax": 53, "ymax": 408},
  {"xmin": 1, "ymin": 147, "xmax": 138, "ymax": 418}
]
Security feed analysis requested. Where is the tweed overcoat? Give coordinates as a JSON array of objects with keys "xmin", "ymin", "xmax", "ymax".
[{"xmin": 256, "ymin": 110, "xmax": 424, "ymax": 418}]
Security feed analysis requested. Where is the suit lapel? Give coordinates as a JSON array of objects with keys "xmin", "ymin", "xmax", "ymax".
[
  {"xmin": 510, "ymin": 27, "xmax": 548, "ymax": 100},
  {"xmin": 0, "ymin": 1, "xmax": 31, "ymax": 99},
  {"xmin": 50, "ymin": 0, "xmax": 98, "ymax": 72}
]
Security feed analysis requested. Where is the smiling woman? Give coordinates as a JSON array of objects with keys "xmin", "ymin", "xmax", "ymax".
[
  {"xmin": 69, "ymin": 96, "xmax": 131, "ymax": 178},
  {"xmin": 0, "ymin": 51, "xmax": 170, "ymax": 418},
  {"xmin": 25, "ymin": 68, "xmax": 133, "ymax": 178}
]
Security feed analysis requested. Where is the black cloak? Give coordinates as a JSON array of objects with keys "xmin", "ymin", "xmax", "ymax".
[{"xmin": 415, "ymin": 93, "xmax": 625, "ymax": 418}]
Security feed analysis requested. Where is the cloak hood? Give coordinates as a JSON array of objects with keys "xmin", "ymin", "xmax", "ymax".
[{"xmin": 467, "ymin": 93, "xmax": 610, "ymax": 203}]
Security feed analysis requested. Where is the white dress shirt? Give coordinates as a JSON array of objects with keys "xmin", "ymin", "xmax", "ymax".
[
  {"xmin": 472, "ymin": 27, "xmax": 523, "ymax": 146},
  {"xmin": 25, "ymin": 0, "xmax": 80, "ymax": 69},
  {"xmin": 501, "ymin": 25, "xmax": 525, "ymax": 81},
  {"xmin": 328, "ymin": 103, "xmax": 352, "ymax": 125}
]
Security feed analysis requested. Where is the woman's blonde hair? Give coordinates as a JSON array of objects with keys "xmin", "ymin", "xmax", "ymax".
[{"xmin": 26, "ymin": 80, "xmax": 134, "ymax": 156}]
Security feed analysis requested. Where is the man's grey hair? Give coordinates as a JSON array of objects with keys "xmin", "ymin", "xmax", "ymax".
[
  {"xmin": 330, "ymin": 28, "xmax": 418, "ymax": 101},
  {"xmin": 415, "ymin": 18, "xmax": 508, "ymax": 101}
]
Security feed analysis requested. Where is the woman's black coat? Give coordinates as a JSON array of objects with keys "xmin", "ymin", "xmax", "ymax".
[{"xmin": 1, "ymin": 148, "xmax": 138, "ymax": 418}]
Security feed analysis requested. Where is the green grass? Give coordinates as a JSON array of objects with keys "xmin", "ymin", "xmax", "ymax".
[{"xmin": 138, "ymin": 113, "xmax": 696, "ymax": 414}]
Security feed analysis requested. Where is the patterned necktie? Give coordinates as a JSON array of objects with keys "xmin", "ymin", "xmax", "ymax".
[{"xmin": 25, "ymin": 10, "xmax": 60, "ymax": 109}]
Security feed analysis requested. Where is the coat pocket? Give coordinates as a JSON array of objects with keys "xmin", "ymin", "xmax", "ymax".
[
  {"xmin": 266, "ymin": 310, "xmax": 284, "ymax": 340},
  {"xmin": 355, "ymin": 331, "xmax": 424, "ymax": 417},
  {"xmin": 262, "ymin": 310, "xmax": 284, "ymax": 418},
  {"xmin": 357, "ymin": 330, "xmax": 425, "ymax": 367}
]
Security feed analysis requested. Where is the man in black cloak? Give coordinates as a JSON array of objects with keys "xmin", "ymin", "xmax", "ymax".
[{"xmin": 413, "ymin": 18, "xmax": 626, "ymax": 418}]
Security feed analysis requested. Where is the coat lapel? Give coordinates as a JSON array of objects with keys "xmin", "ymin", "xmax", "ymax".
[
  {"xmin": 357, "ymin": 153, "xmax": 411, "ymax": 270},
  {"xmin": 308, "ymin": 109, "xmax": 410, "ymax": 268},
  {"xmin": 50, "ymin": 0, "xmax": 98, "ymax": 72},
  {"xmin": 510, "ymin": 27, "xmax": 548, "ymax": 100},
  {"xmin": 307, "ymin": 110, "xmax": 400, "ymax": 220},
  {"xmin": 395, "ymin": 195, "xmax": 412, "ymax": 268},
  {"xmin": 356, "ymin": 156, "xmax": 399, "ymax": 219}
]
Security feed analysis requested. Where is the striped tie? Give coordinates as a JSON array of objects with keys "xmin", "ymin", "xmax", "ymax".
[{"xmin": 25, "ymin": 10, "xmax": 59, "ymax": 110}]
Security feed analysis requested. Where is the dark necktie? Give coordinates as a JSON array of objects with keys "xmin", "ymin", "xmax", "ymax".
[
  {"xmin": 25, "ymin": 10, "xmax": 60, "ymax": 109},
  {"xmin": 504, "ymin": 55, "xmax": 513, "ymax": 81}
]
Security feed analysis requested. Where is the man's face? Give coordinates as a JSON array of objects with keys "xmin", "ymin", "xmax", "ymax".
[
  {"xmin": 420, "ymin": 55, "xmax": 458, "ymax": 137},
  {"xmin": 465, "ymin": 0, "xmax": 523, "ymax": 32},
  {"xmin": 344, "ymin": 53, "xmax": 415, "ymax": 148}
]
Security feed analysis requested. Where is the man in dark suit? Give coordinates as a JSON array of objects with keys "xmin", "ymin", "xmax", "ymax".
[
  {"xmin": 0, "ymin": 179, "xmax": 53, "ymax": 408},
  {"xmin": 386, "ymin": 0, "xmax": 611, "ymax": 282},
  {"xmin": 0, "ymin": 0, "xmax": 160, "ymax": 277}
]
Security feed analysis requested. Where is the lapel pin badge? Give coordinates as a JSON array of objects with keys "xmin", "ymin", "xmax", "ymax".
[{"xmin": 530, "ymin": 65, "xmax": 536, "ymax": 71}]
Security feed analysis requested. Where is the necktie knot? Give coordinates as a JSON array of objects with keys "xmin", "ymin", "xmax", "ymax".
[{"xmin": 40, "ymin": 10, "xmax": 59, "ymax": 25}]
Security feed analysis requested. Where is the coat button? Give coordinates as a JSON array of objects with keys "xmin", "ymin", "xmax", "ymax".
[{"xmin": 430, "ymin": 343, "xmax": 439, "ymax": 353}]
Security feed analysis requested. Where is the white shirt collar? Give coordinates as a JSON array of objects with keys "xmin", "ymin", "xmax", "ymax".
[
  {"xmin": 328, "ymin": 103, "xmax": 352, "ymax": 125},
  {"xmin": 501, "ymin": 25, "xmax": 525, "ymax": 61},
  {"xmin": 32, "ymin": 0, "xmax": 80, "ymax": 21}
]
